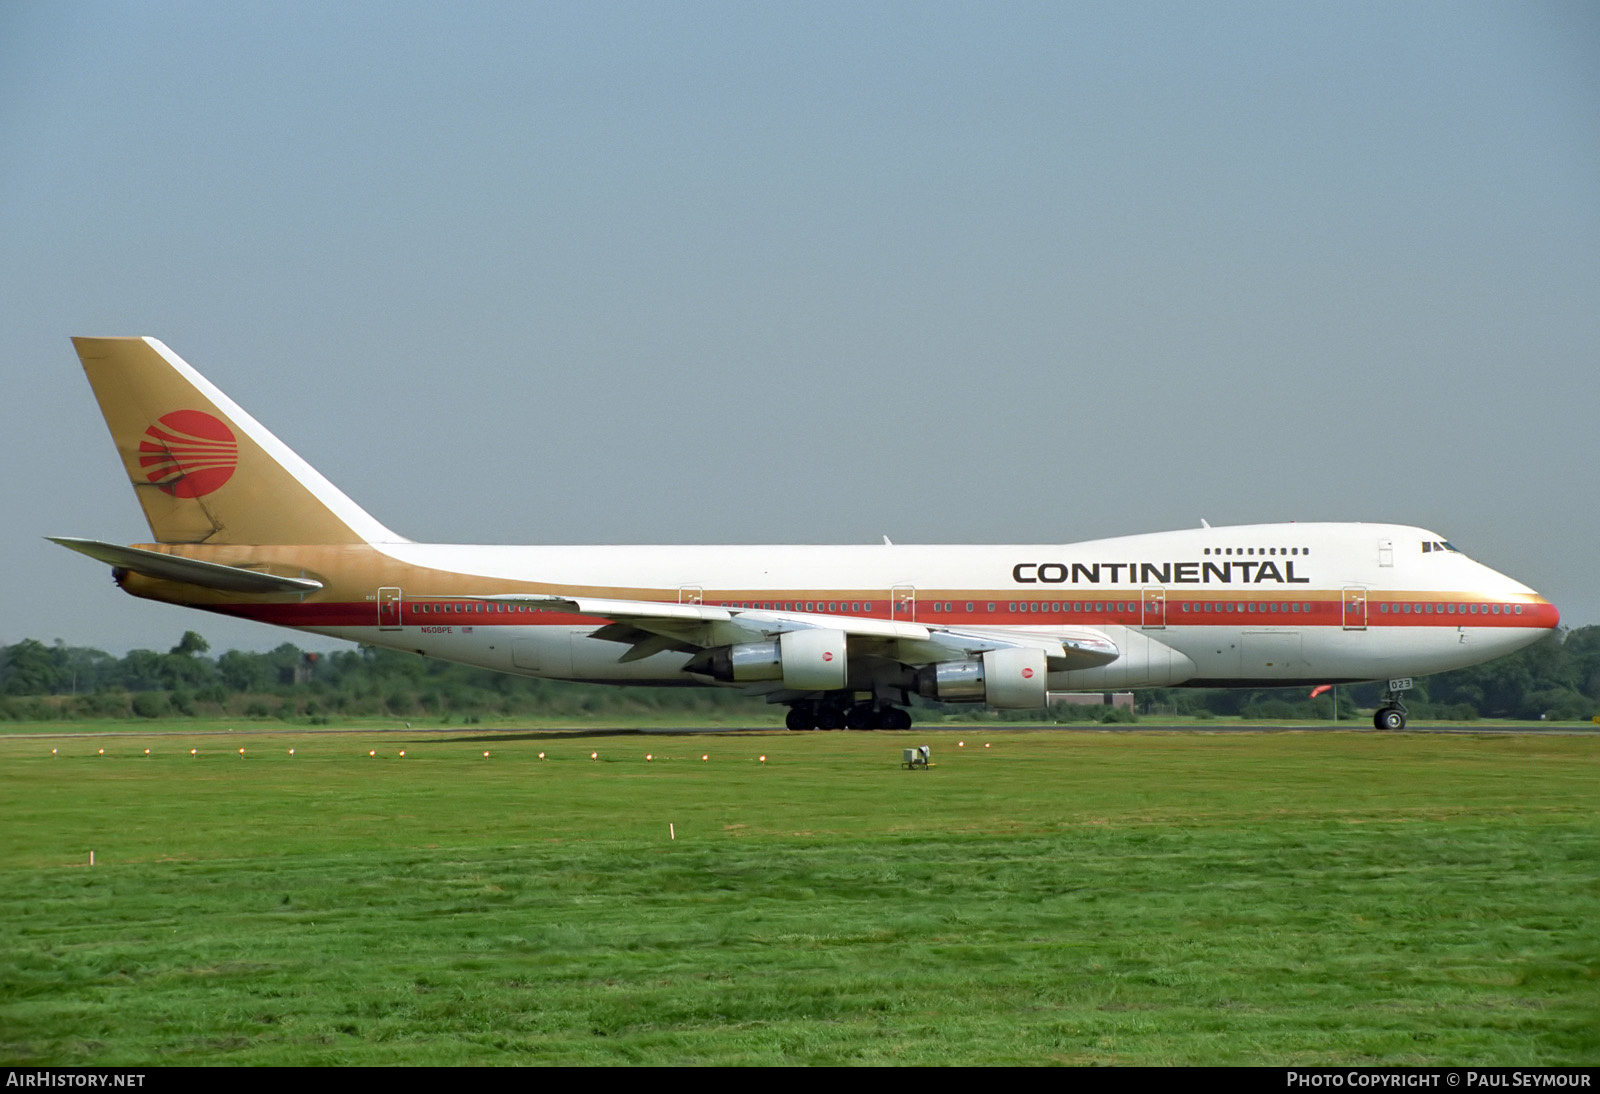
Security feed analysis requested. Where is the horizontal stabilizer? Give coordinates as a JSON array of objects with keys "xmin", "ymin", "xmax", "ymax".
[{"xmin": 48, "ymin": 537, "xmax": 323, "ymax": 594}]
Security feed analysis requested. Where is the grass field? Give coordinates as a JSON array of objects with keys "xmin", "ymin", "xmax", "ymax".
[{"xmin": 1, "ymin": 725, "xmax": 1595, "ymax": 1065}]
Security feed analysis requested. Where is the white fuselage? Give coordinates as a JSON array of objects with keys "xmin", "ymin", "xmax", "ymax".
[{"xmin": 280, "ymin": 521, "xmax": 1554, "ymax": 692}]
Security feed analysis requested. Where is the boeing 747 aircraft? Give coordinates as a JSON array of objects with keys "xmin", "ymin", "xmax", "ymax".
[{"xmin": 53, "ymin": 338, "xmax": 1559, "ymax": 730}]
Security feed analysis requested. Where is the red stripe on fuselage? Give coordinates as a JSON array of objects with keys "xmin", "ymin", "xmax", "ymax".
[{"xmin": 192, "ymin": 592, "xmax": 1557, "ymax": 631}]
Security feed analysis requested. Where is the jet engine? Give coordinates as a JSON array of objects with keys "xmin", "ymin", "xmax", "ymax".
[
  {"xmin": 703, "ymin": 629, "xmax": 848, "ymax": 691},
  {"xmin": 914, "ymin": 647, "xmax": 1049, "ymax": 709}
]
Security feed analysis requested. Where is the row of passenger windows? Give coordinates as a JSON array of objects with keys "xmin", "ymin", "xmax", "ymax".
[
  {"xmin": 410, "ymin": 602, "xmax": 532, "ymax": 614},
  {"xmin": 724, "ymin": 600, "xmax": 1148, "ymax": 614},
  {"xmin": 1181, "ymin": 602, "xmax": 1315, "ymax": 614},
  {"xmin": 1007, "ymin": 601, "xmax": 1135, "ymax": 614},
  {"xmin": 721, "ymin": 602, "xmax": 875, "ymax": 613},
  {"xmin": 1379, "ymin": 602, "xmax": 1522, "ymax": 616},
  {"xmin": 1203, "ymin": 546, "xmax": 1309, "ymax": 556}
]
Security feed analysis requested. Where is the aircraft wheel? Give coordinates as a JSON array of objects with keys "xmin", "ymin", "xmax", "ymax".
[
  {"xmin": 815, "ymin": 707, "xmax": 842, "ymax": 731},
  {"xmin": 881, "ymin": 707, "xmax": 912, "ymax": 730},
  {"xmin": 786, "ymin": 706, "xmax": 815, "ymax": 731},
  {"xmin": 1376, "ymin": 707, "xmax": 1406, "ymax": 732},
  {"xmin": 846, "ymin": 704, "xmax": 875, "ymax": 730}
]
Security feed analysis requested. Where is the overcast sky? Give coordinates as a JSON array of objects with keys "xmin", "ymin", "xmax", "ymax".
[{"xmin": 3, "ymin": 1, "xmax": 1597, "ymax": 654}]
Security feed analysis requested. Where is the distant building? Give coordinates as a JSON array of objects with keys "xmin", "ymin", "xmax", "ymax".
[{"xmin": 1049, "ymin": 691, "xmax": 1134, "ymax": 711}]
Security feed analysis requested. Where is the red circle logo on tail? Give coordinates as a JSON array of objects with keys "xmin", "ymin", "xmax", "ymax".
[{"xmin": 138, "ymin": 410, "xmax": 238, "ymax": 497}]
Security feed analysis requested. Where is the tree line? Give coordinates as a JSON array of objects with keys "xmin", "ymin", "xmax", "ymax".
[
  {"xmin": 1, "ymin": 627, "xmax": 1597, "ymax": 724},
  {"xmin": 0, "ymin": 631, "xmax": 769, "ymax": 723}
]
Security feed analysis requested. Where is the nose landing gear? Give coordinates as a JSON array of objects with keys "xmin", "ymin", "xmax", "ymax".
[
  {"xmin": 1374, "ymin": 705, "xmax": 1407, "ymax": 731},
  {"xmin": 1373, "ymin": 677, "xmax": 1413, "ymax": 731}
]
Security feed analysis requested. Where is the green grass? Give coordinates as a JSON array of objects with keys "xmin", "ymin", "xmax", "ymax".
[{"xmin": 2, "ymin": 728, "xmax": 1596, "ymax": 1065}]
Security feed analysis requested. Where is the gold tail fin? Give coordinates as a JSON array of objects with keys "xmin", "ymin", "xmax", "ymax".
[{"xmin": 71, "ymin": 337, "xmax": 402, "ymax": 546}]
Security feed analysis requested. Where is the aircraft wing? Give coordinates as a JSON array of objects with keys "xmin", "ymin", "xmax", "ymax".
[{"xmin": 474, "ymin": 593, "xmax": 1119, "ymax": 670}]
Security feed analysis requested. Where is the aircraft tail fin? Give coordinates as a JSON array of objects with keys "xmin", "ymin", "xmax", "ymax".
[{"xmin": 70, "ymin": 337, "xmax": 403, "ymax": 546}]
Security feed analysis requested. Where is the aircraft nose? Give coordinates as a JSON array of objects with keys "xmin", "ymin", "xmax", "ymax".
[{"xmin": 1527, "ymin": 594, "xmax": 1560, "ymax": 631}]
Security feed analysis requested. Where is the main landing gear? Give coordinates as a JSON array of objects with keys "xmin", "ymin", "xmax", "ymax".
[
  {"xmin": 1373, "ymin": 678, "xmax": 1412, "ymax": 731},
  {"xmin": 786, "ymin": 698, "xmax": 912, "ymax": 731}
]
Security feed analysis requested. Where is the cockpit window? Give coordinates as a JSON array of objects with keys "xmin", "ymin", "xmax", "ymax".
[{"xmin": 1422, "ymin": 540, "xmax": 1461, "ymax": 554}]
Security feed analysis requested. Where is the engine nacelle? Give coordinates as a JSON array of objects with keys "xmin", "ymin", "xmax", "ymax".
[
  {"xmin": 983, "ymin": 647, "xmax": 1049, "ymax": 708},
  {"xmin": 915, "ymin": 647, "xmax": 1049, "ymax": 709},
  {"xmin": 704, "ymin": 629, "xmax": 848, "ymax": 691}
]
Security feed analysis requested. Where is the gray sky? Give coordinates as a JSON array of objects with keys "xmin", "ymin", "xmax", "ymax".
[{"xmin": 3, "ymin": 1, "xmax": 1597, "ymax": 654}]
